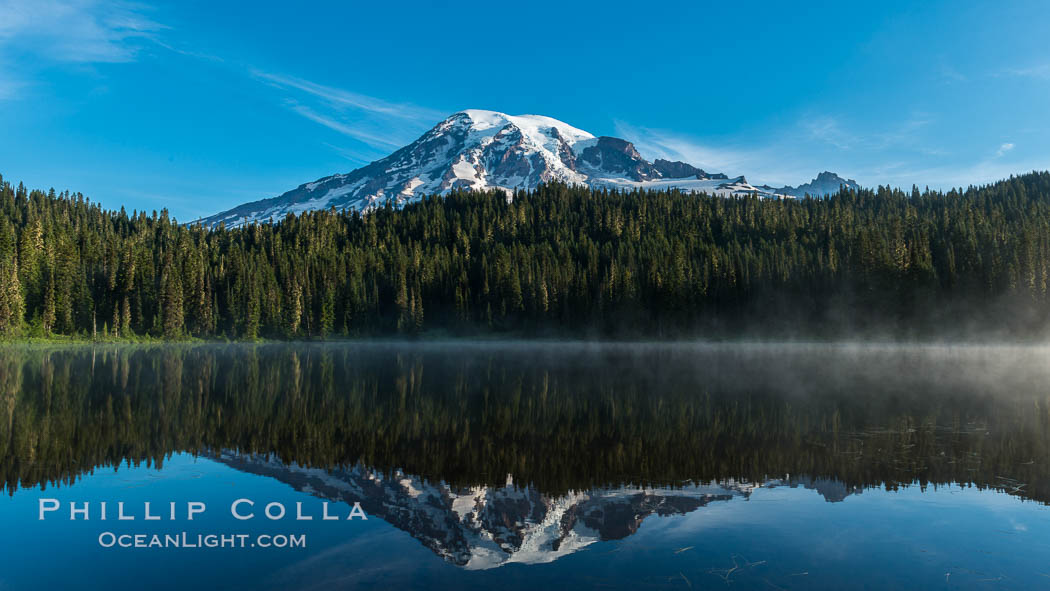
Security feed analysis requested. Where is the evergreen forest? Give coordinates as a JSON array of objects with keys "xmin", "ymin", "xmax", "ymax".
[{"xmin": 3, "ymin": 171, "xmax": 1050, "ymax": 340}]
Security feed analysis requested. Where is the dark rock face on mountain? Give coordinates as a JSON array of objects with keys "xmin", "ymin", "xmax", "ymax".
[
  {"xmin": 196, "ymin": 110, "xmax": 859, "ymax": 227},
  {"xmin": 652, "ymin": 158, "xmax": 727, "ymax": 180},
  {"xmin": 578, "ymin": 137, "xmax": 660, "ymax": 181},
  {"xmin": 775, "ymin": 171, "xmax": 861, "ymax": 197}
]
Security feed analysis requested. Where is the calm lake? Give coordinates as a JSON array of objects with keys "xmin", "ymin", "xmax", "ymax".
[{"xmin": 2, "ymin": 342, "xmax": 1049, "ymax": 590}]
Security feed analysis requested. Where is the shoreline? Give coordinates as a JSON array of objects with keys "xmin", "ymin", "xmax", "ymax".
[{"xmin": 5, "ymin": 336, "xmax": 1050, "ymax": 349}]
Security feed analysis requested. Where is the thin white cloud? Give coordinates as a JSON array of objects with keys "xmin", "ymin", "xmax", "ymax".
[
  {"xmin": 1006, "ymin": 63, "xmax": 1050, "ymax": 80},
  {"xmin": 287, "ymin": 101, "xmax": 403, "ymax": 149},
  {"xmin": 613, "ymin": 121, "xmax": 784, "ymax": 177},
  {"xmin": 251, "ymin": 68, "xmax": 446, "ymax": 158},
  {"xmin": 0, "ymin": 0, "xmax": 162, "ymax": 63},
  {"xmin": 0, "ymin": 0, "xmax": 162, "ymax": 101},
  {"xmin": 322, "ymin": 142, "xmax": 379, "ymax": 164},
  {"xmin": 802, "ymin": 113, "xmax": 933, "ymax": 152},
  {"xmin": 614, "ymin": 119, "xmax": 851, "ymax": 187},
  {"xmin": 803, "ymin": 116, "xmax": 856, "ymax": 150},
  {"xmin": 142, "ymin": 40, "xmax": 444, "ymax": 157},
  {"xmin": 938, "ymin": 64, "xmax": 967, "ymax": 83},
  {"xmin": 613, "ymin": 112, "xmax": 1046, "ymax": 192},
  {"xmin": 252, "ymin": 70, "xmax": 442, "ymax": 122},
  {"xmin": 0, "ymin": 71, "xmax": 22, "ymax": 99},
  {"xmin": 149, "ymin": 38, "xmax": 225, "ymax": 64},
  {"xmin": 87, "ymin": 24, "xmax": 446, "ymax": 159},
  {"xmin": 875, "ymin": 116, "xmax": 934, "ymax": 149}
]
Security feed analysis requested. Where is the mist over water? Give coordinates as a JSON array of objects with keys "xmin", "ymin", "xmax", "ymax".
[
  {"xmin": 2, "ymin": 342, "xmax": 1050, "ymax": 589},
  {"xmin": 4, "ymin": 341, "xmax": 1050, "ymax": 497}
]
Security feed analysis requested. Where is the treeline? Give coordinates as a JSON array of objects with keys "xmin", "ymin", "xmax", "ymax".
[{"xmin": 4, "ymin": 171, "xmax": 1050, "ymax": 339}]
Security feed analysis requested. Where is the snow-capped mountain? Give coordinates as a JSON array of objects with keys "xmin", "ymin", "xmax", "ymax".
[
  {"xmin": 197, "ymin": 110, "xmax": 859, "ymax": 228},
  {"xmin": 213, "ymin": 451, "xmax": 859, "ymax": 569}
]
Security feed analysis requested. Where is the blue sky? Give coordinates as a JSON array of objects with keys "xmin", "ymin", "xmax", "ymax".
[{"xmin": 1, "ymin": 0, "xmax": 1049, "ymax": 221}]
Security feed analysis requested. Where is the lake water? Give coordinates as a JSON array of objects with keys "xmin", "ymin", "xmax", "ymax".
[{"xmin": 1, "ymin": 342, "xmax": 1049, "ymax": 590}]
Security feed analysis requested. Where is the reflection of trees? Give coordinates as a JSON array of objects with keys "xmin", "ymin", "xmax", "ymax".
[{"xmin": 1, "ymin": 344, "xmax": 1049, "ymax": 503}]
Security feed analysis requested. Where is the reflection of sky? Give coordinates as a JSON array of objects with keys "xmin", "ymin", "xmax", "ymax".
[
  {"xmin": 630, "ymin": 485, "xmax": 1050, "ymax": 589},
  {"xmin": 2, "ymin": 454, "xmax": 1049, "ymax": 590},
  {"xmin": 0, "ymin": 455, "xmax": 389, "ymax": 590}
]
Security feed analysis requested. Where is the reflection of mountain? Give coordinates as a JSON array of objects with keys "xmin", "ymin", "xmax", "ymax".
[
  {"xmin": 766, "ymin": 477, "xmax": 863, "ymax": 503},
  {"xmin": 214, "ymin": 452, "xmax": 856, "ymax": 569}
]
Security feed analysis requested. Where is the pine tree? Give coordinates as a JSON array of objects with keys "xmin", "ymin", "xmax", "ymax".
[
  {"xmin": 284, "ymin": 278, "xmax": 302, "ymax": 338},
  {"xmin": 160, "ymin": 257, "xmax": 184, "ymax": 339},
  {"xmin": 42, "ymin": 272, "xmax": 56, "ymax": 336}
]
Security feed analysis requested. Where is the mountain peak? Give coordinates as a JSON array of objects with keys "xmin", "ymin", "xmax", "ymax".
[
  {"xmin": 776, "ymin": 172, "xmax": 860, "ymax": 198},
  {"xmin": 651, "ymin": 159, "xmax": 725, "ymax": 180},
  {"xmin": 450, "ymin": 110, "xmax": 596, "ymax": 146}
]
